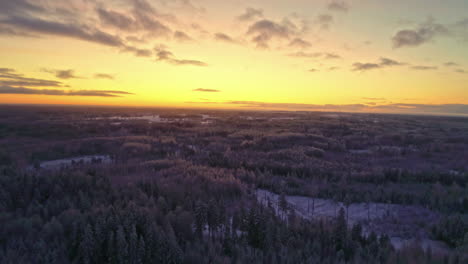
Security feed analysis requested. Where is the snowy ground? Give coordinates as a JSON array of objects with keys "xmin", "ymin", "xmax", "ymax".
[
  {"xmin": 89, "ymin": 114, "xmax": 214, "ymax": 124},
  {"xmin": 34, "ymin": 155, "xmax": 112, "ymax": 170},
  {"xmin": 256, "ymin": 189, "xmax": 450, "ymax": 254}
]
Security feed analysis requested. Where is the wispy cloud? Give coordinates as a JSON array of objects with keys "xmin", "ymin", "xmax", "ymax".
[
  {"xmin": 155, "ymin": 46, "xmax": 208, "ymax": 66},
  {"xmin": 0, "ymin": 86, "xmax": 133, "ymax": 97},
  {"xmin": 289, "ymin": 38, "xmax": 312, "ymax": 49},
  {"xmin": 352, "ymin": 57, "xmax": 406, "ymax": 71},
  {"xmin": 0, "ymin": 68, "xmax": 131, "ymax": 97},
  {"xmin": 3, "ymin": 16, "xmax": 125, "ymax": 47},
  {"xmin": 94, "ymin": 73, "xmax": 115, "ymax": 80},
  {"xmin": 0, "ymin": 0, "xmax": 44, "ymax": 15},
  {"xmin": 288, "ymin": 52, "xmax": 341, "ymax": 59},
  {"xmin": 42, "ymin": 69, "xmax": 82, "ymax": 79},
  {"xmin": 379, "ymin": 58, "xmax": 406, "ymax": 66},
  {"xmin": 111, "ymin": 0, "xmax": 173, "ymax": 34},
  {"xmin": 0, "ymin": 0, "xmax": 172, "ymax": 62},
  {"xmin": 247, "ymin": 19, "xmax": 293, "ymax": 48},
  {"xmin": 174, "ymin": 31, "xmax": 193, "ymax": 42},
  {"xmin": 193, "ymin": 88, "xmax": 220, "ymax": 92},
  {"xmin": 362, "ymin": 97, "xmax": 387, "ymax": 101},
  {"xmin": 410, "ymin": 65, "xmax": 438, "ymax": 71},
  {"xmin": 0, "ymin": 68, "xmax": 64, "ymax": 87},
  {"xmin": 327, "ymin": 1, "xmax": 350, "ymax": 13},
  {"xmin": 237, "ymin": 8, "xmax": 263, "ymax": 21},
  {"xmin": 96, "ymin": 8, "xmax": 136, "ymax": 31},
  {"xmin": 0, "ymin": 25, "xmax": 37, "ymax": 37},
  {"xmin": 214, "ymin": 32, "xmax": 238, "ymax": 44},
  {"xmin": 244, "ymin": 15, "xmax": 310, "ymax": 49},
  {"xmin": 444, "ymin": 62, "xmax": 459, "ymax": 67},
  {"xmin": 315, "ymin": 14, "xmax": 334, "ymax": 30},
  {"xmin": 392, "ymin": 18, "xmax": 451, "ymax": 48},
  {"xmin": 122, "ymin": 46, "xmax": 153, "ymax": 57}
]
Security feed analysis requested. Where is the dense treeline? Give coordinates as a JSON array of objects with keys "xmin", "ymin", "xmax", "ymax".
[
  {"xmin": 432, "ymin": 215, "xmax": 468, "ymax": 249},
  {"xmin": 1, "ymin": 107, "xmax": 468, "ymax": 263},
  {"xmin": 0, "ymin": 169, "xmax": 466, "ymax": 264}
]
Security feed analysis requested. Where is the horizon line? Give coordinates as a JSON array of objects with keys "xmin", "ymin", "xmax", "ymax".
[{"xmin": 1, "ymin": 102, "xmax": 468, "ymax": 118}]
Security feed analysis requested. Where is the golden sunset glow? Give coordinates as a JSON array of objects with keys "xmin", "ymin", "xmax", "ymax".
[{"xmin": 1, "ymin": 0, "xmax": 468, "ymax": 115}]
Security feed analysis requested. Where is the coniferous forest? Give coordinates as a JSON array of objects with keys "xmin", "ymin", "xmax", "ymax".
[{"xmin": 0, "ymin": 106, "xmax": 467, "ymax": 263}]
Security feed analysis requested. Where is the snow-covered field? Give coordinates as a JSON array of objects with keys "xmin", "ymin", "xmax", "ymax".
[
  {"xmin": 92, "ymin": 115, "xmax": 165, "ymax": 123},
  {"xmin": 35, "ymin": 155, "xmax": 112, "ymax": 170},
  {"xmin": 90, "ymin": 114, "xmax": 213, "ymax": 124},
  {"xmin": 256, "ymin": 189, "xmax": 450, "ymax": 254}
]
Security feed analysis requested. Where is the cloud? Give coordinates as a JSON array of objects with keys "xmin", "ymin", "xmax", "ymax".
[
  {"xmin": 97, "ymin": 8, "xmax": 135, "ymax": 31},
  {"xmin": 289, "ymin": 38, "xmax": 312, "ymax": 49},
  {"xmin": 155, "ymin": 46, "xmax": 208, "ymax": 66},
  {"xmin": 0, "ymin": 68, "xmax": 14, "ymax": 73},
  {"xmin": 0, "ymin": 1, "xmax": 169, "ymax": 61},
  {"xmin": 444, "ymin": 62, "xmax": 459, "ymax": 67},
  {"xmin": 327, "ymin": 1, "xmax": 350, "ymax": 12},
  {"xmin": 454, "ymin": 69, "xmax": 467, "ymax": 74},
  {"xmin": 0, "ymin": 25, "xmax": 36, "ymax": 37},
  {"xmin": 42, "ymin": 69, "xmax": 81, "ymax": 79},
  {"xmin": 0, "ymin": 86, "xmax": 133, "ymax": 97},
  {"xmin": 193, "ymin": 88, "xmax": 220, "ymax": 92},
  {"xmin": 96, "ymin": 1, "xmax": 174, "ymax": 34},
  {"xmin": 288, "ymin": 52, "xmax": 341, "ymax": 59},
  {"xmin": 214, "ymin": 32, "xmax": 237, "ymax": 44},
  {"xmin": 0, "ymin": 68, "xmax": 132, "ymax": 97},
  {"xmin": 453, "ymin": 18, "xmax": 468, "ymax": 41},
  {"xmin": 352, "ymin": 62, "xmax": 380, "ymax": 71},
  {"xmin": 379, "ymin": 58, "xmax": 406, "ymax": 66},
  {"xmin": 0, "ymin": 0, "xmax": 43, "ymax": 15},
  {"xmin": 130, "ymin": 0, "xmax": 174, "ymax": 34},
  {"xmin": 362, "ymin": 97, "xmax": 387, "ymax": 101},
  {"xmin": 2, "ymin": 16, "xmax": 125, "ymax": 47},
  {"xmin": 173, "ymin": 31, "xmax": 192, "ymax": 42},
  {"xmin": 122, "ymin": 46, "xmax": 153, "ymax": 57},
  {"xmin": 171, "ymin": 59, "xmax": 208, "ymax": 67},
  {"xmin": 159, "ymin": 0, "xmax": 205, "ymax": 15},
  {"xmin": 392, "ymin": 18, "xmax": 450, "ymax": 48},
  {"xmin": 237, "ymin": 8, "xmax": 263, "ymax": 21},
  {"xmin": 191, "ymin": 23, "xmax": 209, "ymax": 35},
  {"xmin": 66, "ymin": 90, "xmax": 133, "ymax": 97},
  {"xmin": 315, "ymin": 14, "xmax": 334, "ymax": 30},
  {"xmin": 132, "ymin": 0, "xmax": 157, "ymax": 15},
  {"xmin": 0, "ymin": 79, "xmax": 62, "ymax": 88},
  {"xmin": 323, "ymin": 53, "xmax": 341, "ymax": 59},
  {"xmin": 247, "ymin": 19, "xmax": 295, "ymax": 48},
  {"xmin": 308, "ymin": 69, "xmax": 318, "ymax": 73},
  {"xmin": 410, "ymin": 65, "xmax": 438, "ymax": 71},
  {"xmin": 352, "ymin": 59, "xmax": 439, "ymax": 72},
  {"xmin": 94, "ymin": 73, "xmax": 115, "ymax": 80},
  {"xmin": 352, "ymin": 57, "xmax": 406, "ymax": 71},
  {"xmin": 0, "ymin": 68, "xmax": 64, "ymax": 87},
  {"xmin": 55, "ymin": 70, "xmax": 79, "ymax": 79}
]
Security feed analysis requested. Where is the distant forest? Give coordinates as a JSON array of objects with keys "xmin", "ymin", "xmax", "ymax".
[{"xmin": 0, "ymin": 106, "xmax": 467, "ymax": 263}]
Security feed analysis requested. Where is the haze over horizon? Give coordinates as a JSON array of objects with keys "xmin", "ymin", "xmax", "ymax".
[{"xmin": 1, "ymin": 0, "xmax": 467, "ymax": 115}]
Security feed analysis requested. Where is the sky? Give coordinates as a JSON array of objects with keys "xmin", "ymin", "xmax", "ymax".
[{"xmin": 0, "ymin": 0, "xmax": 468, "ymax": 115}]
